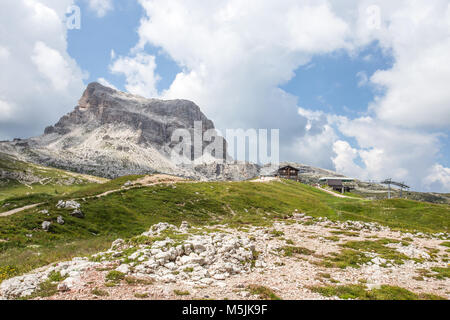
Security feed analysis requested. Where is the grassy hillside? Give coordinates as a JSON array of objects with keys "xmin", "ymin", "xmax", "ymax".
[
  {"xmin": 0, "ymin": 152, "xmax": 107, "ymax": 212},
  {"xmin": 0, "ymin": 177, "xmax": 449, "ymax": 282}
]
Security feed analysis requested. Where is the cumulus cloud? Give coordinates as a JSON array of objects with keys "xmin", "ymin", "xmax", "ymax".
[
  {"xmin": 0, "ymin": 0, "xmax": 85, "ymax": 139},
  {"xmin": 332, "ymin": 0, "xmax": 450, "ymax": 191},
  {"xmin": 352, "ymin": 0, "xmax": 450, "ymax": 129},
  {"xmin": 332, "ymin": 140, "xmax": 366, "ymax": 179},
  {"xmin": 334, "ymin": 116, "xmax": 441, "ymax": 184},
  {"xmin": 110, "ymin": 53, "xmax": 160, "ymax": 98},
  {"xmin": 424, "ymin": 164, "xmax": 450, "ymax": 192},
  {"xmin": 97, "ymin": 77, "xmax": 118, "ymax": 90},
  {"xmin": 0, "ymin": 99, "xmax": 15, "ymax": 121},
  {"xmin": 31, "ymin": 41, "xmax": 73, "ymax": 91},
  {"xmin": 107, "ymin": 0, "xmax": 449, "ymax": 191},
  {"xmin": 132, "ymin": 0, "xmax": 352, "ymax": 157},
  {"xmin": 85, "ymin": 0, "xmax": 113, "ymax": 18}
]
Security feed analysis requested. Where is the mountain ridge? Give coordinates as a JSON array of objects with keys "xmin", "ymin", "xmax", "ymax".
[{"xmin": 0, "ymin": 82, "xmax": 241, "ymax": 179}]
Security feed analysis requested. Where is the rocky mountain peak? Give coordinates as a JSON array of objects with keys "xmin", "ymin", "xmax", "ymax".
[
  {"xmin": 1, "ymin": 82, "xmax": 239, "ymax": 179},
  {"xmin": 43, "ymin": 82, "xmax": 216, "ymax": 145}
]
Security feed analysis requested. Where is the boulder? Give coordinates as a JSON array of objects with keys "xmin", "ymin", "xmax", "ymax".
[
  {"xmin": 57, "ymin": 216, "xmax": 65, "ymax": 225},
  {"xmin": 116, "ymin": 264, "xmax": 130, "ymax": 274},
  {"xmin": 56, "ymin": 200, "xmax": 81, "ymax": 210},
  {"xmin": 70, "ymin": 208, "xmax": 84, "ymax": 219},
  {"xmin": 42, "ymin": 221, "xmax": 51, "ymax": 231}
]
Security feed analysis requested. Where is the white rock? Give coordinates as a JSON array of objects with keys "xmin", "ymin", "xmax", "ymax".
[
  {"xmin": 116, "ymin": 264, "xmax": 130, "ymax": 274},
  {"xmin": 57, "ymin": 216, "xmax": 65, "ymax": 225},
  {"xmin": 56, "ymin": 200, "xmax": 81, "ymax": 210},
  {"xmin": 42, "ymin": 221, "xmax": 51, "ymax": 231}
]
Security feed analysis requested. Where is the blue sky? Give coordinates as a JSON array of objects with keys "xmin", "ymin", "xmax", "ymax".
[
  {"xmin": 68, "ymin": 1, "xmax": 181, "ymax": 94},
  {"xmin": 281, "ymin": 44, "xmax": 394, "ymax": 117},
  {"xmin": 69, "ymin": 2, "xmax": 393, "ymax": 121}
]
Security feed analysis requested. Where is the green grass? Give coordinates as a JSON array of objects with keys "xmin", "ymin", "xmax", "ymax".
[
  {"xmin": 91, "ymin": 288, "xmax": 109, "ymax": 297},
  {"xmin": 248, "ymin": 285, "xmax": 282, "ymax": 300},
  {"xmin": 105, "ymin": 270, "xmax": 125, "ymax": 283},
  {"xmin": 342, "ymin": 239, "xmax": 410, "ymax": 264},
  {"xmin": 278, "ymin": 246, "xmax": 315, "ymax": 257},
  {"xmin": 310, "ymin": 284, "xmax": 446, "ymax": 300},
  {"xmin": 174, "ymin": 290, "xmax": 190, "ymax": 296},
  {"xmin": 124, "ymin": 276, "xmax": 154, "ymax": 286},
  {"xmin": 0, "ymin": 178, "xmax": 448, "ymax": 283},
  {"xmin": 319, "ymin": 249, "xmax": 372, "ymax": 269},
  {"xmin": 21, "ymin": 280, "xmax": 59, "ymax": 299},
  {"xmin": 319, "ymin": 239, "xmax": 411, "ymax": 269},
  {"xmin": 417, "ymin": 267, "xmax": 450, "ymax": 280},
  {"xmin": 0, "ymin": 152, "xmax": 107, "ymax": 207},
  {"xmin": 48, "ymin": 270, "xmax": 67, "ymax": 282},
  {"xmin": 330, "ymin": 230, "xmax": 359, "ymax": 237},
  {"xmin": 440, "ymin": 241, "xmax": 450, "ymax": 248}
]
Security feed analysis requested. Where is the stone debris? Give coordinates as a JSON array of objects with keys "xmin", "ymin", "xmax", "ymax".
[
  {"xmin": 95, "ymin": 222, "xmax": 261, "ymax": 286},
  {"xmin": 0, "ymin": 257, "xmax": 98, "ymax": 299},
  {"xmin": 57, "ymin": 216, "xmax": 65, "ymax": 225},
  {"xmin": 1, "ymin": 217, "xmax": 449, "ymax": 301},
  {"xmin": 56, "ymin": 200, "xmax": 84, "ymax": 218},
  {"xmin": 386, "ymin": 243, "xmax": 431, "ymax": 260},
  {"xmin": 56, "ymin": 200, "xmax": 81, "ymax": 210},
  {"xmin": 123, "ymin": 181, "xmax": 133, "ymax": 187}
]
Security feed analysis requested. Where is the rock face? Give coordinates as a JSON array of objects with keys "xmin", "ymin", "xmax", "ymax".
[{"xmin": 0, "ymin": 82, "xmax": 238, "ymax": 180}]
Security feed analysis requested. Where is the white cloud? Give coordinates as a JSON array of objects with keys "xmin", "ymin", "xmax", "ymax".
[
  {"xmin": 0, "ymin": 46, "xmax": 10, "ymax": 60},
  {"xmin": 97, "ymin": 77, "xmax": 118, "ymax": 90},
  {"xmin": 125, "ymin": 0, "xmax": 450, "ymax": 191},
  {"xmin": 332, "ymin": 115, "xmax": 442, "ymax": 189},
  {"xmin": 0, "ymin": 0, "xmax": 85, "ymax": 139},
  {"xmin": 85, "ymin": 0, "xmax": 113, "ymax": 18},
  {"xmin": 356, "ymin": 71, "xmax": 368, "ymax": 87},
  {"xmin": 0, "ymin": 99, "xmax": 14, "ymax": 121},
  {"xmin": 294, "ymin": 124, "xmax": 337, "ymax": 169},
  {"xmin": 31, "ymin": 41, "xmax": 72, "ymax": 91},
  {"xmin": 353, "ymin": 0, "xmax": 450, "ymax": 129},
  {"xmin": 424, "ymin": 164, "xmax": 450, "ymax": 192},
  {"xmin": 133, "ymin": 0, "xmax": 351, "ymax": 155},
  {"xmin": 110, "ymin": 53, "xmax": 160, "ymax": 98},
  {"xmin": 332, "ymin": 140, "xmax": 366, "ymax": 179}
]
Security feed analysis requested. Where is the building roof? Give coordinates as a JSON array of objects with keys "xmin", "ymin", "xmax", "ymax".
[
  {"xmin": 278, "ymin": 165, "xmax": 300, "ymax": 172},
  {"xmin": 319, "ymin": 177, "xmax": 355, "ymax": 182}
]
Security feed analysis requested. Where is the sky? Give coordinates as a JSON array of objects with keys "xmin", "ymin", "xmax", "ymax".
[{"xmin": 0, "ymin": 0, "xmax": 449, "ymax": 192}]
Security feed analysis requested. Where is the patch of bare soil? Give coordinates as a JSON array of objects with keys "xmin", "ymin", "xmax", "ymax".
[{"xmin": 134, "ymin": 174, "xmax": 187, "ymax": 186}]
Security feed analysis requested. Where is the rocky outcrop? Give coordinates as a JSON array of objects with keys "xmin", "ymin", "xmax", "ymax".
[
  {"xmin": 0, "ymin": 258, "xmax": 99, "ymax": 299},
  {"xmin": 94, "ymin": 222, "xmax": 261, "ymax": 285}
]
